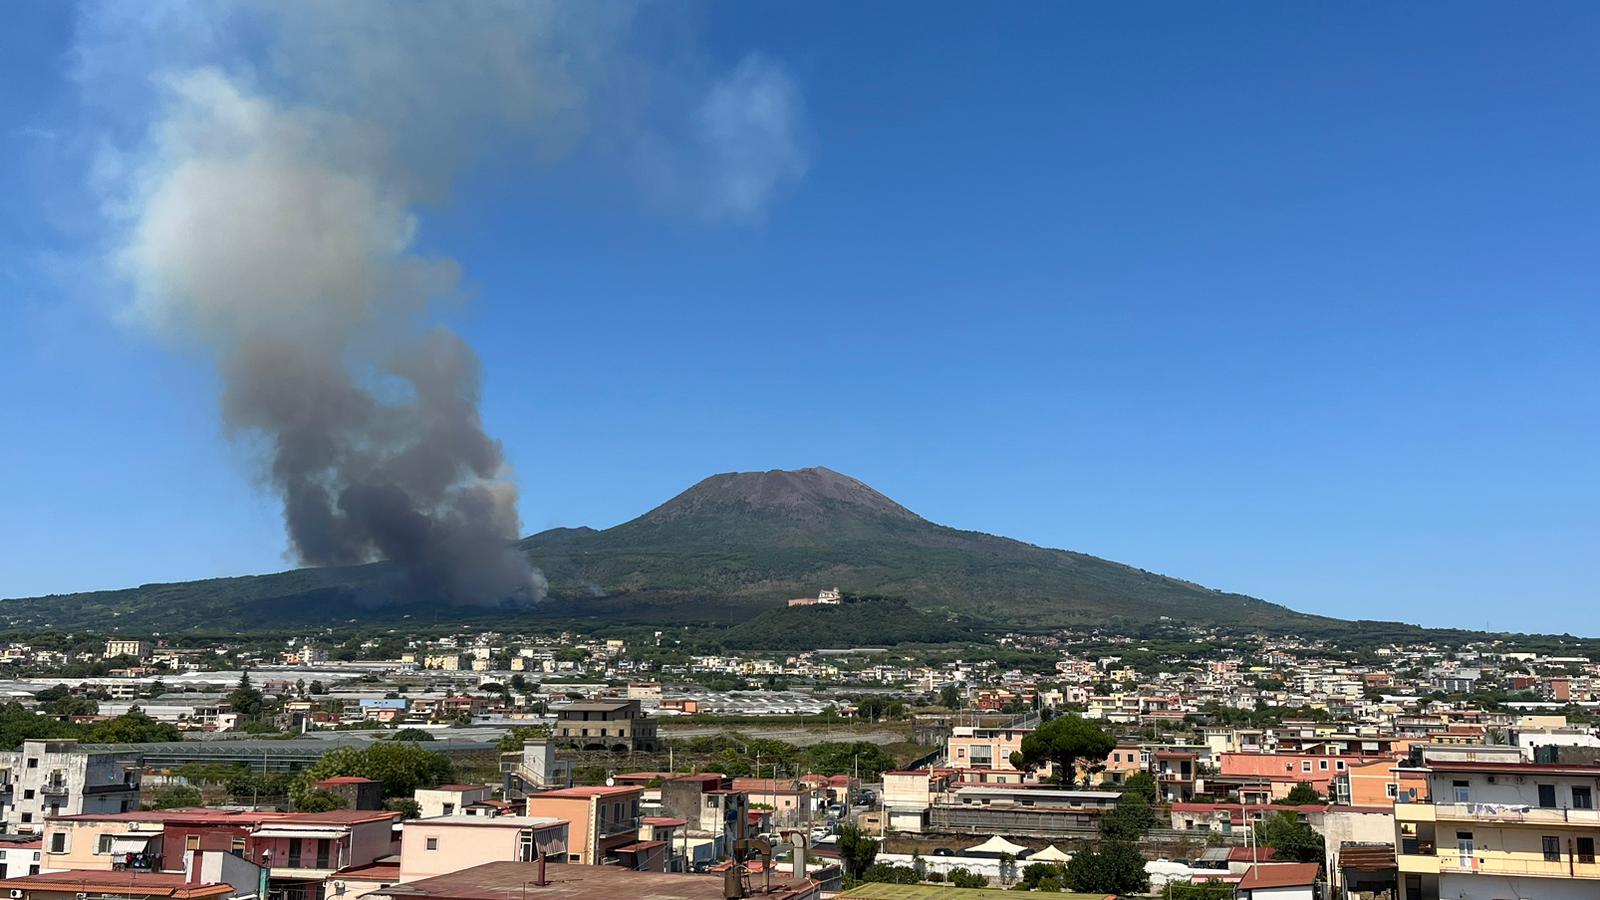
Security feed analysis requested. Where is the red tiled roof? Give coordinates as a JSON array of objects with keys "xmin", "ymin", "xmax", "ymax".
[
  {"xmin": 1239, "ymin": 863, "xmax": 1320, "ymax": 890},
  {"xmin": 0, "ymin": 871, "xmax": 234, "ymax": 899},
  {"xmin": 317, "ymin": 776, "xmax": 379, "ymax": 785}
]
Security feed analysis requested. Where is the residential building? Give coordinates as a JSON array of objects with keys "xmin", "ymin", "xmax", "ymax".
[
  {"xmin": 0, "ymin": 836, "xmax": 40, "ymax": 879},
  {"xmin": 314, "ymin": 778, "xmax": 384, "ymax": 812},
  {"xmin": 103, "ymin": 641, "xmax": 152, "ymax": 661},
  {"xmin": 500, "ymin": 741, "xmax": 574, "ymax": 800},
  {"xmin": 397, "ymin": 816, "xmax": 568, "ymax": 881},
  {"xmin": 414, "ymin": 786, "xmax": 491, "ymax": 820},
  {"xmin": 1395, "ymin": 758, "xmax": 1600, "ymax": 900},
  {"xmin": 41, "ymin": 809, "xmax": 399, "ymax": 900},
  {"xmin": 945, "ymin": 726, "xmax": 1032, "ymax": 773},
  {"xmin": 1236, "ymin": 863, "xmax": 1321, "ymax": 900},
  {"xmin": 524, "ymin": 786, "xmax": 643, "ymax": 866},
  {"xmin": 0, "ymin": 740, "xmax": 143, "ymax": 833},
  {"xmin": 926, "ymin": 784, "xmax": 1120, "ymax": 836},
  {"xmin": 554, "ymin": 700, "xmax": 658, "ymax": 752},
  {"xmin": 658, "ymin": 776, "xmax": 749, "ymax": 858},
  {"xmin": 1154, "ymin": 750, "xmax": 1200, "ymax": 802}
]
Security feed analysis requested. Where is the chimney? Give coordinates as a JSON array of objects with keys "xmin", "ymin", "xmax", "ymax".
[{"xmin": 535, "ymin": 852, "xmax": 549, "ymax": 886}]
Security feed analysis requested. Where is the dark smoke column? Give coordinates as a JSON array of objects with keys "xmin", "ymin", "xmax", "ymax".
[{"xmin": 122, "ymin": 72, "xmax": 543, "ymax": 606}]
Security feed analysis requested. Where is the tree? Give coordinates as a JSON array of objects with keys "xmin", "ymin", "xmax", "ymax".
[
  {"xmin": 148, "ymin": 784, "xmax": 203, "ymax": 809},
  {"xmin": 1166, "ymin": 881, "xmax": 1235, "ymax": 900},
  {"xmin": 1010, "ymin": 715, "xmax": 1115, "ymax": 786},
  {"xmin": 292, "ymin": 743, "xmax": 452, "ymax": 804},
  {"xmin": 1100, "ymin": 793, "xmax": 1160, "ymax": 841},
  {"xmin": 497, "ymin": 725, "xmax": 552, "ymax": 752},
  {"xmin": 391, "ymin": 728, "xmax": 435, "ymax": 742},
  {"xmin": 229, "ymin": 671, "xmax": 265, "ymax": 718},
  {"xmin": 939, "ymin": 685, "xmax": 961, "ymax": 709},
  {"xmin": 947, "ymin": 868, "xmax": 988, "ymax": 889},
  {"xmin": 296, "ymin": 790, "xmax": 349, "ymax": 812},
  {"xmin": 385, "ymin": 798, "xmax": 422, "ymax": 819},
  {"xmin": 1122, "ymin": 771, "xmax": 1158, "ymax": 805},
  {"xmin": 861, "ymin": 864, "xmax": 919, "ymax": 884},
  {"xmin": 309, "ymin": 680, "xmax": 327, "ymax": 695},
  {"xmin": 1280, "ymin": 782, "xmax": 1324, "ymax": 805},
  {"xmin": 1018, "ymin": 863, "xmax": 1068, "ymax": 891},
  {"xmin": 1062, "ymin": 841, "xmax": 1149, "ymax": 896},
  {"xmin": 837, "ymin": 824, "xmax": 879, "ymax": 880},
  {"xmin": 1256, "ymin": 810, "xmax": 1325, "ymax": 863}
]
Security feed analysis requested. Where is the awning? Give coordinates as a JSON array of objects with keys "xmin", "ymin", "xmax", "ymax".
[
  {"xmin": 962, "ymin": 835, "xmax": 1031, "ymax": 856},
  {"xmin": 253, "ymin": 829, "xmax": 347, "ymax": 840},
  {"xmin": 1029, "ymin": 845, "xmax": 1071, "ymax": 863},
  {"xmin": 110, "ymin": 835, "xmax": 158, "ymax": 854}
]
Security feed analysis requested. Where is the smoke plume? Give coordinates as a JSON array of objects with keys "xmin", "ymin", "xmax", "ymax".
[{"xmin": 84, "ymin": 1, "xmax": 808, "ymax": 605}]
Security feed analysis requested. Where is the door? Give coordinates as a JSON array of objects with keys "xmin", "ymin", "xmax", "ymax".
[{"xmin": 1456, "ymin": 831, "xmax": 1474, "ymax": 869}]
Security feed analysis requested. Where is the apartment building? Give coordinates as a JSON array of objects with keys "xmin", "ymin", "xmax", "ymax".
[
  {"xmin": 0, "ymin": 740, "xmax": 143, "ymax": 833},
  {"xmin": 397, "ymin": 816, "xmax": 568, "ymax": 881},
  {"xmin": 554, "ymin": 700, "xmax": 659, "ymax": 752},
  {"xmin": 945, "ymin": 726, "xmax": 1031, "ymax": 772},
  {"xmin": 1395, "ymin": 758, "xmax": 1600, "ymax": 900},
  {"xmin": 41, "ymin": 809, "xmax": 399, "ymax": 900},
  {"xmin": 525, "ymin": 786, "xmax": 645, "ymax": 866},
  {"xmin": 102, "ymin": 640, "xmax": 151, "ymax": 660}
]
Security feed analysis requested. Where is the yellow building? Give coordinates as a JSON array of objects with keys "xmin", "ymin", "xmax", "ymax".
[{"xmin": 1396, "ymin": 759, "xmax": 1600, "ymax": 900}]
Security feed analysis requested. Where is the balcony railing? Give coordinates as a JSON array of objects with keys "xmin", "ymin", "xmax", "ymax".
[
  {"xmin": 598, "ymin": 816, "xmax": 642, "ymax": 837},
  {"xmin": 1433, "ymin": 802, "xmax": 1600, "ymax": 825},
  {"xmin": 1439, "ymin": 854, "xmax": 1600, "ymax": 879},
  {"xmin": 41, "ymin": 781, "xmax": 68, "ymax": 795}
]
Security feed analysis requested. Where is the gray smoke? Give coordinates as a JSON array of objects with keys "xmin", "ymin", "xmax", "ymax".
[
  {"xmin": 88, "ymin": 2, "xmax": 806, "ymax": 605},
  {"xmin": 122, "ymin": 69, "xmax": 543, "ymax": 604}
]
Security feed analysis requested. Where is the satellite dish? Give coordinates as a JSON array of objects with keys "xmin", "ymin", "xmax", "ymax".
[{"xmin": 606, "ymin": 777, "xmax": 616, "ymax": 787}]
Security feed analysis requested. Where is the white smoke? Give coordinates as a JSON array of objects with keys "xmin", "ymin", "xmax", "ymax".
[{"xmin": 77, "ymin": 0, "xmax": 809, "ymax": 605}]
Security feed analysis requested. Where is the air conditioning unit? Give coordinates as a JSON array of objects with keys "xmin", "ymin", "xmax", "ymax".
[{"xmin": 12, "ymin": 888, "xmax": 26, "ymax": 898}]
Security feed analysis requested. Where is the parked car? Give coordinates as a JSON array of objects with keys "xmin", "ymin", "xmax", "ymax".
[{"xmin": 932, "ymin": 847, "xmax": 955, "ymax": 857}]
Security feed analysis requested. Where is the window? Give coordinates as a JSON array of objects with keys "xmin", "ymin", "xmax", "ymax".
[
  {"xmin": 21, "ymin": 813, "xmax": 32, "ymax": 824},
  {"xmin": 1574, "ymin": 787, "xmax": 1593, "ymax": 810},
  {"xmin": 1302, "ymin": 761, "xmax": 1312, "ymax": 773},
  {"xmin": 26, "ymin": 759, "xmax": 38, "ymax": 768},
  {"xmin": 426, "ymin": 837, "xmax": 438, "ymax": 851},
  {"xmin": 98, "ymin": 835, "xmax": 114, "ymax": 855},
  {"xmin": 1542, "ymin": 836, "xmax": 1561, "ymax": 862},
  {"xmin": 185, "ymin": 836, "xmax": 200, "ymax": 851},
  {"xmin": 1336, "ymin": 760, "xmax": 1346, "ymax": 770},
  {"xmin": 1578, "ymin": 837, "xmax": 1595, "ymax": 864},
  {"xmin": 1319, "ymin": 760, "xmax": 1329, "ymax": 771},
  {"xmin": 48, "ymin": 833, "xmax": 65, "ymax": 853},
  {"xmin": 442, "ymin": 803, "xmax": 454, "ymax": 816},
  {"xmin": 231, "ymin": 838, "xmax": 246, "ymax": 857},
  {"xmin": 1453, "ymin": 780, "xmax": 1470, "ymax": 803},
  {"xmin": 1538, "ymin": 784, "xmax": 1557, "ymax": 809},
  {"xmin": 22, "ymin": 790, "xmax": 33, "ymax": 800},
  {"xmin": 1386, "ymin": 783, "xmax": 1398, "ymax": 799},
  {"xmin": 288, "ymin": 838, "xmax": 302, "ymax": 868}
]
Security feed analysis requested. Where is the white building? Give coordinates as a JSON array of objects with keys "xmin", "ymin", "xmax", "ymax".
[{"xmin": 0, "ymin": 740, "xmax": 143, "ymax": 833}]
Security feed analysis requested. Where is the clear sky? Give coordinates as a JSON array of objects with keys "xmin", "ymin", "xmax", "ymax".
[{"xmin": 2, "ymin": 2, "xmax": 1597, "ymax": 635}]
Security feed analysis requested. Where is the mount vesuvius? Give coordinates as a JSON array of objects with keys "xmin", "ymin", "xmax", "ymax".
[{"xmin": 1, "ymin": 467, "xmax": 1332, "ymax": 633}]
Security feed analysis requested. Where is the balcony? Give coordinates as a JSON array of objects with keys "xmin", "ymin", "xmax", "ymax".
[
  {"xmin": 1437, "ymin": 853, "xmax": 1600, "ymax": 880},
  {"xmin": 41, "ymin": 781, "xmax": 68, "ymax": 796},
  {"xmin": 1431, "ymin": 802, "xmax": 1600, "ymax": 826}
]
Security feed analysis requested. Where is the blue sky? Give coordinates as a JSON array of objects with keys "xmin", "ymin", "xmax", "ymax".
[{"xmin": 2, "ymin": 2, "xmax": 1598, "ymax": 634}]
